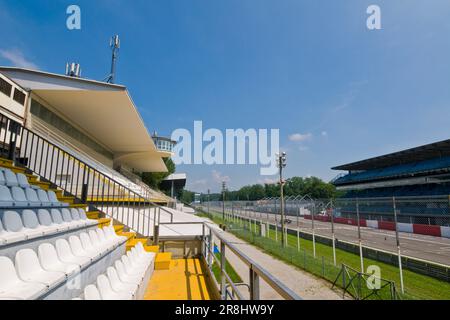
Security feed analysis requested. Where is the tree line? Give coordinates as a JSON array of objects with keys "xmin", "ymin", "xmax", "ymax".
[{"xmin": 181, "ymin": 176, "xmax": 341, "ymax": 203}]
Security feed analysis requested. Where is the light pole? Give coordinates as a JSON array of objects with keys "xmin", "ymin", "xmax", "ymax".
[
  {"xmin": 277, "ymin": 152, "xmax": 287, "ymax": 247},
  {"xmin": 222, "ymin": 181, "xmax": 226, "ymax": 222},
  {"xmin": 207, "ymin": 189, "xmax": 210, "ymax": 215}
]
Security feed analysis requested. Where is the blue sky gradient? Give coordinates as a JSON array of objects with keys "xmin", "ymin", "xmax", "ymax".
[{"xmin": 1, "ymin": 0, "xmax": 450, "ymax": 192}]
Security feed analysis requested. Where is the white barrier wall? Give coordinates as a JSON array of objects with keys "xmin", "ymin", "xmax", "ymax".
[
  {"xmin": 366, "ymin": 220, "xmax": 379, "ymax": 229},
  {"xmin": 441, "ymin": 226, "xmax": 450, "ymax": 239},
  {"xmin": 397, "ymin": 223, "xmax": 414, "ymax": 233}
]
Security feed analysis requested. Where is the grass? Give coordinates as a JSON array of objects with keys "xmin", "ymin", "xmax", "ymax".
[
  {"xmin": 199, "ymin": 210, "xmax": 450, "ymax": 300},
  {"xmin": 210, "ymin": 252, "xmax": 243, "ymax": 285}
]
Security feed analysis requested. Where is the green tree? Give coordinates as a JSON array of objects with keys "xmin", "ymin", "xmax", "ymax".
[{"xmin": 141, "ymin": 158, "xmax": 176, "ymax": 190}]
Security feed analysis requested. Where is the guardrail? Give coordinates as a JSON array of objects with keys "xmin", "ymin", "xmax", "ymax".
[
  {"xmin": 0, "ymin": 113, "xmax": 174, "ymax": 236},
  {"xmin": 156, "ymin": 221, "xmax": 301, "ymax": 300}
]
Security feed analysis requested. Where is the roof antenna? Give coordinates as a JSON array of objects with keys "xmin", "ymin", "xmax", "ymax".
[{"xmin": 104, "ymin": 35, "xmax": 120, "ymax": 84}]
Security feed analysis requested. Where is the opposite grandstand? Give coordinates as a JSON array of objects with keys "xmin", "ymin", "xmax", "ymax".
[{"xmin": 332, "ymin": 139, "xmax": 450, "ymax": 227}]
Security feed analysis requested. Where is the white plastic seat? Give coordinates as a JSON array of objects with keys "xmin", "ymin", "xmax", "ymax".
[
  {"xmin": 37, "ymin": 243, "xmax": 80, "ymax": 277},
  {"xmin": 47, "ymin": 190, "xmax": 66, "ymax": 207},
  {"xmin": 71, "ymin": 208, "xmax": 88, "ymax": 227},
  {"xmin": 1, "ymin": 211, "xmax": 27, "ymax": 243},
  {"xmin": 50, "ymin": 209, "xmax": 71, "ymax": 231},
  {"xmin": 78, "ymin": 208, "xmax": 97, "ymax": 226},
  {"xmin": 24, "ymin": 188, "xmax": 43, "ymax": 207},
  {"xmin": 37, "ymin": 209, "xmax": 61, "ymax": 234},
  {"xmin": 96, "ymin": 274, "xmax": 133, "ymax": 300},
  {"xmin": 104, "ymin": 226, "xmax": 127, "ymax": 243},
  {"xmin": 135, "ymin": 242, "xmax": 155, "ymax": 262},
  {"xmin": 79, "ymin": 233, "xmax": 103, "ymax": 259},
  {"xmin": 16, "ymin": 173, "xmax": 32, "ymax": 189},
  {"xmin": 15, "ymin": 249, "xmax": 66, "ymax": 289},
  {"xmin": 0, "ymin": 220, "xmax": 6, "ymax": 245},
  {"xmin": 0, "ymin": 185, "xmax": 14, "ymax": 207},
  {"xmin": 36, "ymin": 189, "xmax": 51, "ymax": 207},
  {"xmin": 131, "ymin": 246, "xmax": 154, "ymax": 265},
  {"xmin": 21, "ymin": 210, "xmax": 48, "ymax": 238},
  {"xmin": 55, "ymin": 239, "xmax": 90, "ymax": 269},
  {"xmin": 61, "ymin": 208, "xmax": 83, "ymax": 229},
  {"xmin": 10, "ymin": 187, "xmax": 31, "ymax": 206},
  {"xmin": 89, "ymin": 230, "xmax": 111, "ymax": 253},
  {"xmin": 114, "ymin": 260, "xmax": 142, "ymax": 286},
  {"xmin": 0, "ymin": 256, "xmax": 47, "ymax": 300},
  {"xmin": 3, "ymin": 169, "xmax": 19, "ymax": 187},
  {"xmin": 0, "ymin": 171, "xmax": 5, "ymax": 185},
  {"xmin": 0, "ymin": 214, "xmax": 26, "ymax": 245},
  {"xmin": 84, "ymin": 284, "xmax": 102, "ymax": 300},
  {"xmin": 69, "ymin": 235, "xmax": 95, "ymax": 262},
  {"xmin": 106, "ymin": 267, "xmax": 138, "ymax": 299},
  {"xmin": 121, "ymin": 255, "xmax": 146, "ymax": 280},
  {"xmin": 97, "ymin": 228, "xmax": 118, "ymax": 248}
]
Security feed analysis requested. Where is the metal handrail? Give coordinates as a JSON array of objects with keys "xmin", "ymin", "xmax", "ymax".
[
  {"xmin": 0, "ymin": 113, "xmax": 174, "ymax": 235},
  {"xmin": 157, "ymin": 220, "xmax": 302, "ymax": 300}
]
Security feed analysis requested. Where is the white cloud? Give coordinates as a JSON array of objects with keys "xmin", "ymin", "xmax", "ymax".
[
  {"xmin": 212, "ymin": 170, "xmax": 230, "ymax": 184},
  {"xmin": 0, "ymin": 48, "xmax": 39, "ymax": 69},
  {"xmin": 321, "ymin": 131, "xmax": 328, "ymax": 137},
  {"xmin": 288, "ymin": 133, "xmax": 312, "ymax": 142}
]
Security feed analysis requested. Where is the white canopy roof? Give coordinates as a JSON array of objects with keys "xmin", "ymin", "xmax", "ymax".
[{"xmin": 0, "ymin": 67, "xmax": 167, "ymax": 173}]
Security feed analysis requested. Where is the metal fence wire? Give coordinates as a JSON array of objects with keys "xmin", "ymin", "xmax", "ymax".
[{"xmin": 196, "ymin": 195, "xmax": 450, "ymax": 300}]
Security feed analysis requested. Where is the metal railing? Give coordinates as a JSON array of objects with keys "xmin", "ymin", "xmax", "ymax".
[
  {"xmin": 0, "ymin": 113, "xmax": 174, "ymax": 236},
  {"xmin": 157, "ymin": 221, "xmax": 302, "ymax": 300}
]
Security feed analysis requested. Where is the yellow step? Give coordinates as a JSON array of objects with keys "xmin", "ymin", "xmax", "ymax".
[
  {"xmin": 97, "ymin": 218, "xmax": 111, "ymax": 228},
  {"xmin": 31, "ymin": 181, "xmax": 51, "ymax": 190},
  {"xmin": 3, "ymin": 165, "xmax": 27, "ymax": 174},
  {"xmin": 48, "ymin": 189, "xmax": 63, "ymax": 197},
  {"xmin": 26, "ymin": 174, "xmax": 38, "ymax": 182},
  {"xmin": 69, "ymin": 203, "xmax": 87, "ymax": 209},
  {"xmin": 120, "ymin": 232, "xmax": 136, "ymax": 241},
  {"xmin": 87, "ymin": 211, "xmax": 101, "ymax": 219},
  {"xmin": 155, "ymin": 252, "xmax": 172, "ymax": 270},
  {"xmin": 0, "ymin": 158, "xmax": 13, "ymax": 166},
  {"xmin": 144, "ymin": 245, "xmax": 160, "ymax": 253},
  {"xmin": 58, "ymin": 196, "xmax": 75, "ymax": 204},
  {"xmin": 114, "ymin": 225, "xmax": 124, "ymax": 233},
  {"xmin": 126, "ymin": 238, "xmax": 149, "ymax": 251}
]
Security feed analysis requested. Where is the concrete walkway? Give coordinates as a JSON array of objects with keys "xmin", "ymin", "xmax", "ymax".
[{"xmin": 208, "ymin": 223, "xmax": 343, "ymax": 300}]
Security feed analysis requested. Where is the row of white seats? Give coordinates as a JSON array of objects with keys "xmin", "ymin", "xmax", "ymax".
[
  {"xmin": 0, "ymin": 208, "xmax": 97, "ymax": 246},
  {"xmin": 0, "ymin": 185, "xmax": 67, "ymax": 208},
  {"xmin": 79, "ymin": 242, "xmax": 155, "ymax": 300},
  {"xmin": 0, "ymin": 226, "xmax": 126, "ymax": 300},
  {"xmin": 0, "ymin": 168, "xmax": 39, "ymax": 189}
]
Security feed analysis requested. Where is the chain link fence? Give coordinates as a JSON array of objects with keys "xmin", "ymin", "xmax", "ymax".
[{"xmin": 196, "ymin": 195, "xmax": 450, "ymax": 300}]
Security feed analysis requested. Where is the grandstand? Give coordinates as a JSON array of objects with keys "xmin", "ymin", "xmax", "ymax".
[
  {"xmin": 332, "ymin": 139, "xmax": 450, "ymax": 226},
  {"xmin": 0, "ymin": 66, "xmax": 211, "ymax": 300},
  {"xmin": 0, "ymin": 66, "xmax": 296, "ymax": 300}
]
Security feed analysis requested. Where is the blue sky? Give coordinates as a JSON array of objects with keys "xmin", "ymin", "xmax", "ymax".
[{"xmin": 1, "ymin": 0, "xmax": 450, "ymax": 193}]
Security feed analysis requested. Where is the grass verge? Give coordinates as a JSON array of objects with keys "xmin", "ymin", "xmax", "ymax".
[{"xmin": 199, "ymin": 211, "xmax": 450, "ymax": 300}]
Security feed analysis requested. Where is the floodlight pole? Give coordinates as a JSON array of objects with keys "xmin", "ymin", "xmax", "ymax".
[
  {"xmin": 207, "ymin": 189, "xmax": 210, "ymax": 215},
  {"xmin": 277, "ymin": 152, "xmax": 287, "ymax": 248},
  {"xmin": 356, "ymin": 198, "xmax": 364, "ymax": 273},
  {"xmin": 222, "ymin": 182, "xmax": 226, "ymax": 222},
  {"xmin": 330, "ymin": 199, "xmax": 337, "ymax": 266},
  {"xmin": 393, "ymin": 197, "xmax": 405, "ymax": 294}
]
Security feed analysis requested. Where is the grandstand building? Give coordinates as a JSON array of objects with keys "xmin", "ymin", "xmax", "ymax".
[
  {"xmin": 0, "ymin": 66, "xmax": 217, "ymax": 300},
  {"xmin": 332, "ymin": 139, "xmax": 450, "ymax": 226}
]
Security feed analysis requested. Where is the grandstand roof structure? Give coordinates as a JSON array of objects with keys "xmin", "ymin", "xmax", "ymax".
[
  {"xmin": 0, "ymin": 67, "xmax": 167, "ymax": 173},
  {"xmin": 332, "ymin": 139, "xmax": 450, "ymax": 171}
]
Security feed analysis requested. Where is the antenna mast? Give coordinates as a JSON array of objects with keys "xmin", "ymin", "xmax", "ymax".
[{"xmin": 105, "ymin": 35, "xmax": 120, "ymax": 84}]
